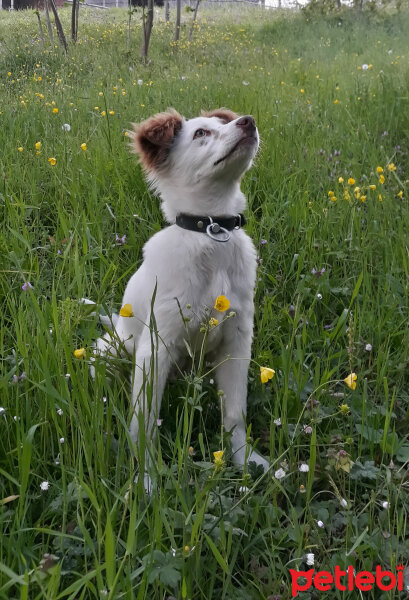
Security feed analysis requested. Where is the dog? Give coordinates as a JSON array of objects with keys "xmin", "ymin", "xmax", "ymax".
[{"xmin": 93, "ymin": 108, "xmax": 269, "ymax": 489}]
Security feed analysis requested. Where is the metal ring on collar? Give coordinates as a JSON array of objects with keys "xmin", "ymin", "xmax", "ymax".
[{"xmin": 206, "ymin": 217, "xmax": 231, "ymax": 242}]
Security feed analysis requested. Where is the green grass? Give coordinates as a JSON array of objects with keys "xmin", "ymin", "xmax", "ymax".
[{"xmin": 1, "ymin": 3, "xmax": 409, "ymax": 598}]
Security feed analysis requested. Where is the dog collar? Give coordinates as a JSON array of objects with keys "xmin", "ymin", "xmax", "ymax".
[{"xmin": 175, "ymin": 213, "xmax": 246, "ymax": 243}]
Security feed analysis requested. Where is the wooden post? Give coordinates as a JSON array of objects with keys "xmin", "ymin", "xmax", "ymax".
[
  {"xmin": 188, "ymin": 0, "xmax": 201, "ymax": 41},
  {"xmin": 141, "ymin": 0, "xmax": 154, "ymax": 62},
  {"xmin": 48, "ymin": 0, "xmax": 68, "ymax": 52},
  {"xmin": 174, "ymin": 0, "xmax": 181, "ymax": 41}
]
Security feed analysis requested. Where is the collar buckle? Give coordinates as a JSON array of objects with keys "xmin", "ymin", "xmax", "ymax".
[{"xmin": 206, "ymin": 217, "xmax": 231, "ymax": 242}]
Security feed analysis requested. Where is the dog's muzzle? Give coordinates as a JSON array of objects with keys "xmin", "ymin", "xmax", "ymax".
[{"xmin": 175, "ymin": 213, "xmax": 246, "ymax": 242}]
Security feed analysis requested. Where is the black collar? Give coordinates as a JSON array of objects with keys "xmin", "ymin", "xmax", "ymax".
[{"xmin": 175, "ymin": 213, "xmax": 246, "ymax": 242}]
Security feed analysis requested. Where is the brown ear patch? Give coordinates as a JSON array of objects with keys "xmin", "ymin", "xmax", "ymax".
[
  {"xmin": 201, "ymin": 108, "xmax": 239, "ymax": 123},
  {"xmin": 131, "ymin": 109, "xmax": 183, "ymax": 172}
]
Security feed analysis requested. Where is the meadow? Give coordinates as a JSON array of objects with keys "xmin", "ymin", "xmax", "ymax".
[{"xmin": 0, "ymin": 2, "xmax": 409, "ymax": 598}]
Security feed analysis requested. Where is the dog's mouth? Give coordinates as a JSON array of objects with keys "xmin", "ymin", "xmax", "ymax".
[{"xmin": 213, "ymin": 135, "xmax": 258, "ymax": 166}]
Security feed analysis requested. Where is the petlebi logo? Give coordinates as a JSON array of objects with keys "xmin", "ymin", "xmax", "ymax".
[{"xmin": 290, "ymin": 564, "xmax": 405, "ymax": 597}]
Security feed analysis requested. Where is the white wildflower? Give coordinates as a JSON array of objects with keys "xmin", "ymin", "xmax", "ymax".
[
  {"xmin": 40, "ymin": 481, "xmax": 50, "ymax": 491},
  {"xmin": 299, "ymin": 463, "xmax": 309, "ymax": 473},
  {"xmin": 273, "ymin": 417, "xmax": 282, "ymax": 426},
  {"xmin": 274, "ymin": 468, "xmax": 286, "ymax": 480},
  {"xmin": 62, "ymin": 123, "xmax": 71, "ymax": 132},
  {"xmin": 306, "ymin": 553, "xmax": 315, "ymax": 566},
  {"xmin": 317, "ymin": 520, "xmax": 324, "ymax": 528},
  {"xmin": 365, "ymin": 343, "xmax": 372, "ymax": 351}
]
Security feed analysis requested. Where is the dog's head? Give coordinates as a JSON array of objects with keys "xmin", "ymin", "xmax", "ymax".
[{"xmin": 131, "ymin": 108, "xmax": 259, "ymax": 221}]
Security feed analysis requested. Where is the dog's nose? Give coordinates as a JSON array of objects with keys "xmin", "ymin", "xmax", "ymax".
[{"xmin": 236, "ymin": 115, "xmax": 256, "ymax": 132}]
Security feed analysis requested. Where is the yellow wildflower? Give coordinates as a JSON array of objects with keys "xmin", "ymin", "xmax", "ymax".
[
  {"xmin": 260, "ymin": 366, "xmax": 275, "ymax": 384},
  {"xmin": 52, "ymin": 107, "xmax": 58, "ymax": 114},
  {"xmin": 209, "ymin": 318, "xmax": 218, "ymax": 327},
  {"xmin": 48, "ymin": 157, "xmax": 56, "ymax": 166},
  {"xmin": 397, "ymin": 190, "xmax": 403, "ymax": 199},
  {"xmin": 35, "ymin": 141, "xmax": 41, "ymax": 150},
  {"xmin": 369, "ymin": 184, "xmax": 376, "ymax": 191},
  {"xmin": 18, "ymin": 147, "xmax": 23, "ymax": 152},
  {"xmin": 120, "ymin": 303, "xmax": 134, "ymax": 317},
  {"xmin": 214, "ymin": 295, "xmax": 230, "ymax": 312},
  {"xmin": 343, "ymin": 373, "xmax": 357, "ymax": 390},
  {"xmin": 387, "ymin": 163, "xmax": 396, "ymax": 172},
  {"xmin": 376, "ymin": 166, "xmax": 383, "ymax": 174},
  {"xmin": 80, "ymin": 143, "xmax": 87, "ymax": 151},
  {"xmin": 378, "ymin": 194, "xmax": 383, "ymax": 202},
  {"xmin": 328, "ymin": 190, "xmax": 335, "ymax": 197},
  {"xmin": 347, "ymin": 178, "xmax": 355, "ymax": 186},
  {"xmin": 340, "ymin": 403, "xmax": 350, "ymax": 415},
  {"xmin": 213, "ymin": 450, "xmax": 225, "ymax": 470},
  {"xmin": 379, "ymin": 175, "xmax": 385, "ymax": 184},
  {"xmin": 74, "ymin": 348, "xmax": 86, "ymax": 359},
  {"xmin": 109, "ymin": 110, "xmax": 115, "ymax": 115},
  {"xmin": 338, "ymin": 177, "xmax": 344, "ymax": 184},
  {"xmin": 360, "ymin": 195, "xmax": 367, "ymax": 202}
]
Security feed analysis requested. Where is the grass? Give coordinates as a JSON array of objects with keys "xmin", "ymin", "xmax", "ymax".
[{"xmin": 0, "ymin": 2, "xmax": 409, "ymax": 598}]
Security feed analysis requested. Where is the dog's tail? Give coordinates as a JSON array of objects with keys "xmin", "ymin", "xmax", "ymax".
[{"xmin": 80, "ymin": 298, "xmax": 119, "ymax": 327}]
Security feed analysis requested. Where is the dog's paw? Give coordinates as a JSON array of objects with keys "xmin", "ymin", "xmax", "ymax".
[
  {"xmin": 246, "ymin": 450, "xmax": 270, "ymax": 473},
  {"xmin": 232, "ymin": 446, "xmax": 270, "ymax": 474},
  {"xmin": 134, "ymin": 471, "xmax": 153, "ymax": 495}
]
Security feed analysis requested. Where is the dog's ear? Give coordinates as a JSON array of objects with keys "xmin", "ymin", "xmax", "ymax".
[
  {"xmin": 131, "ymin": 109, "xmax": 183, "ymax": 171},
  {"xmin": 201, "ymin": 108, "xmax": 239, "ymax": 123}
]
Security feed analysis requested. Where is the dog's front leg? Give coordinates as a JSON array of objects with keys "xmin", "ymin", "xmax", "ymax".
[
  {"xmin": 215, "ymin": 320, "xmax": 270, "ymax": 473},
  {"xmin": 129, "ymin": 324, "xmax": 179, "ymax": 492}
]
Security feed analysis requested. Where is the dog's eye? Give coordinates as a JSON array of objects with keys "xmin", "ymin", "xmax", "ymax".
[{"xmin": 193, "ymin": 128, "xmax": 209, "ymax": 139}]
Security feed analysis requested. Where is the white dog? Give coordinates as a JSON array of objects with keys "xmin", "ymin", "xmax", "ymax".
[{"xmin": 93, "ymin": 108, "xmax": 269, "ymax": 487}]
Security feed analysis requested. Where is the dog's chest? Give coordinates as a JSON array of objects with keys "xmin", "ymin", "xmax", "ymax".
[{"xmin": 145, "ymin": 226, "xmax": 257, "ymax": 314}]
